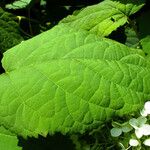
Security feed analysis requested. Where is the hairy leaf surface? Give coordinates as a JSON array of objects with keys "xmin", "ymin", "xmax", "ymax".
[
  {"xmin": 0, "ymin": 24, "xmax": 150, "ymax": 138},
  {"xmin": 60, "ymin": 0, "xmax": 144, "ymax": 36}
]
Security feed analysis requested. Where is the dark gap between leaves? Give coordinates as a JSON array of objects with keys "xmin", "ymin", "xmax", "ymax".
[{"xmin": 18, "ymin": 133, "xmax": 76, "ymax": 150}]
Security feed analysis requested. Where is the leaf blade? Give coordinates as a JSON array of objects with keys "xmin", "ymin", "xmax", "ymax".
[
  {"xmin": 1, "ymin": 24, "xmax": 150, "ymax": 137},
  {"xmin": 60, "ymin": 0, "xmax": 144, "ymax": 36}
]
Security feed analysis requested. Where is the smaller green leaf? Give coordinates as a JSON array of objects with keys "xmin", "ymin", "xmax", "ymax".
[
  {"xmin": 6, "ymin": 0, "xmax": 32, "ymax": 9},
  {"xmin": 112, "ymin": 121, "xmax": 122, "ymax": 128},
  {"xmin": 141, "ymin": 36, "xmax": 150, "ymax": 56},
  {"xmin": 60, "ymin": 0, "xmax": 144, "ymax": 36},
  {"xmin": 40, "ymin": 0, "xmax": 46, "ymax": 6},
  {"xmin": 125, "ymin": 27, "xmax": 139, "ymax": 48}
]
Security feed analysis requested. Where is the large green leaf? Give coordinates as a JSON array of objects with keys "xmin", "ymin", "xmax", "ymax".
[
  {"xmin": 0, "ymin": 24, "xmax": 150, "ymax": 138},
  {"xmin": 60, "ymin": 0, "xmax": 144, "ymax": 36}
]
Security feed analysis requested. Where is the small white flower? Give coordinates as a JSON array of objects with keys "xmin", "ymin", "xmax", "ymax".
[
  {"xmin": 135, "ymin": 128, "xmax": 143, "ymax": 138},
  {"xmin": 141, "ymin": 101, "xmax": 150, "ymax": 116},
  {"xmin": 129, "ymin": 116, "xmax": 147, "ymax": 129},
  {"xmin": 134, "ymin": 124, "xmax": 150, "ymax": 138},
  {"xmin": 110, "ymin": 127, "xmax": 122, "ymax": 137},
  {"xmin": 110, "ymin": 122, "xmax": 133, "ymax": 137},
  {"xmin": 129, "ymin": 139, "xmax": 139, "ymax": 147},
  {"xmin": 140, "ymin": 109, "xmax": 147, "ymax": 117},
  {"xmin": 139, "ymin": 124, "xmax": 150, "ymax": 136},
  {"xmin": 129, "ymin": 116, "xmax": 150, "ymax": 138},
  {"xmin": 143, "ymin": 139, "xmax": 150, "ymax": 146},
  {"xmin": 144, "ymin": 101, "xmax": 150, "ymax": 113}
]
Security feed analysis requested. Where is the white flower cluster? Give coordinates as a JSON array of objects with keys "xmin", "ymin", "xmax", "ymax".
[{"xmin": 110, "ymin": 101, "xmax": 150, "ymax": 149}]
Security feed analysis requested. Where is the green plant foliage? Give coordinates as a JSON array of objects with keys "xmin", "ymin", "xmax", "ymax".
[
  {"xmin": 5, "ymin": 0, "xmax": 32, "ymax": 9},
  {"xmin": 0, "ymin": 134, "xmax": 21, "ymax": 150},
  {"xmin": 0, "ymin": 23, "xmax": 150, "ymax": 139},
  {"xmin": 60, "ymin": 0, "xmax": 144, "ymax": 36},
  {"xmin": 0, "ymin": 8, "xmax": 23, "ymax": 53},
  {"xmin": 0, "ymin": 0, "xmax": 150, "ymax": 149},
  {"xmin": 141, "ymin": 36, "xmax": 150, "ymax": 57},
  {"xmin": 125, "ymin": 27, "xmax": 139, "ymax": 48},
  {"xmin": 0, "ymin": 127, "xmax": 21, "ymax": 150}
]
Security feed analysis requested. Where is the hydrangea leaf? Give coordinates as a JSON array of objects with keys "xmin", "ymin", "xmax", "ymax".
[
  {"xmin": 60, "ymin": 0, "xmax": 144, "ymax": 36},
  {"xmin": 0, "ymin": 8, "xmax": 23, "ymax": 53},
  {"xmin": 0, "ymin": 126, "xmax": 16, "ymax": 136},
  {"xmin": 5, "ymin": 0, "xmax": 32, "ymax": 9},
  {"xmin": 141, "ymin": 36, "xmax": 150, "ymax": 57},
  {"xmin": 125, "ymin": 27, "xmax": 139, "ymax": 48},
  {"xmin": 0, "ymin": 127, "xmax": 21, "ymax": 150},
  {"xmin": 0, "ymin": 24, "xmax": 150, "ymax": 138}
]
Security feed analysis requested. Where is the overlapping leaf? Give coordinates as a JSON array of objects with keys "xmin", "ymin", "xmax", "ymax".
[
  {"xmin": 125, "ymin": 27, "xmax": 139, "ymax": 48},
  {"xmin": 60, "ymin": 0, "xmax": 144, "ymax": 36},
  {"xmin": 0, "ymin": 23, "xmax": 149, "ymax": 138},
  {"xmin": 5, "ymin": 0, "xmax": 32, "ymax": 9}
]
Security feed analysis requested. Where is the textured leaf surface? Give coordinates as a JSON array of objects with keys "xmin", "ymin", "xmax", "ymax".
[
  {"xmin": 60, "ymin": 0, "xmax": 144, "ymax": 36},
  {"xmin": 141, "ymin": 36, "xmax": 150, "ymax": 56},
  {"xmin": 0, "ymin": 127, "xmax": 21, "ymax": 150},
  {"xmin": 1, "ymin": 24, "xmax": 150, "ymax": 138},
  {"xmin": 0, "ymin": 134, "xmax": 21, "ymax": 150},
  {"xmin": 125, "ymin": 27, "xmax": 139, "ymax": 48},
  {"xmin": 6, "ymin": 0, "xmax": 32, "ymax": 9},
  {"xmin": 0, "ymin": 8, "xmax": 23, "ymax": 53}
]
